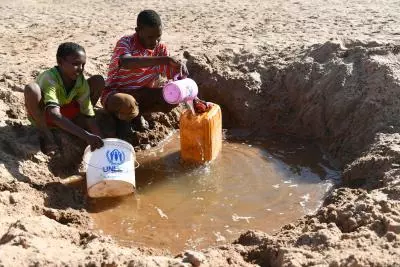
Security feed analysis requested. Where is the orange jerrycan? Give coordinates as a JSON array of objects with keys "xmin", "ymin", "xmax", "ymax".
[{"xmin": 180, "ymin": 103, "xmax": 222, "ymax": 163}]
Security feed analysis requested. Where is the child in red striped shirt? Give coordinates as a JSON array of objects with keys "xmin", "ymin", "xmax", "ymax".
[{"xmin": 101, "ymin": 9, "xmax": 188, "ymax": 139}]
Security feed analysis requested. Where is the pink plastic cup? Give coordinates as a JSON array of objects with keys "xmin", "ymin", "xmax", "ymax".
[{"xmin": 162, "ymin": 75, "xmax": 198, "ymax": 104}]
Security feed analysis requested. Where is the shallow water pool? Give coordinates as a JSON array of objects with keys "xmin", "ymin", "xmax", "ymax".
[{"xmin": 89, "ymin": 132, "xmax": 340, "ymax": 253}]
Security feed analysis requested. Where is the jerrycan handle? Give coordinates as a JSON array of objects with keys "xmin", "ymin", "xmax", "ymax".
[
  {"xmin": 173, "ymin": 64, "xmax": 189, "ymax": 81},
  {"xmin": 164, "ymin": 74, "xmax": 181, "ymax": 85},
  {"xmin": 173, "ymin": 73, "xmax": 188, "ymax": 81}
]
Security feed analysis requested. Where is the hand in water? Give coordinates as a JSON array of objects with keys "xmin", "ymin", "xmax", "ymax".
[{"xmin": 85, "ymin": 133, "xmax": 104, "ymax": 151}]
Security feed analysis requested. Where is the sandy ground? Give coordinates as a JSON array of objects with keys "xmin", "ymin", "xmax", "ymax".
[{"xmin": 1, "ymin": 0, "xmax": 400, "ymax": 266}]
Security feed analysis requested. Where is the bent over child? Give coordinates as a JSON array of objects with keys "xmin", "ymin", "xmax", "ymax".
[{"xmin": 25, "ymin": 42, "xmax": 104, "ymax": 154}]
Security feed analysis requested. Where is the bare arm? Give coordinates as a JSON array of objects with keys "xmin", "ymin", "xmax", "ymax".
[
  {"xmin": 46, "ymin": 107, "xmax": 103, "ymax": 150},
  {"xmin": 119, "ymin": 55, "xmax": 172, "ymax": 69},
  {"xmin": 84, "ymin": 116, "xmax": 102, "ymax": 137}
]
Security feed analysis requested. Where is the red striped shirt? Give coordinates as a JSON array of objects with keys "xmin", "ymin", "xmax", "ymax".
[{"xmin": 105, "ymin": 33, "xmax": 177, "ymax": 91}]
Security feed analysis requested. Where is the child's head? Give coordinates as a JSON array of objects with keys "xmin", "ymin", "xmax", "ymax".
[
  {"xmin": 135, "ymin": 10, "xmax": 162, "ymax": 50},
  {"xmin": 56, "ymin": 42, "xmax": 86, "ymax": 81}
]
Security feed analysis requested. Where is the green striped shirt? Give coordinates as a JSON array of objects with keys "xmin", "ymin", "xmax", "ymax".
[{"xmin": 36, "ymin": 67, "xmax": 95, "ymax": 117}]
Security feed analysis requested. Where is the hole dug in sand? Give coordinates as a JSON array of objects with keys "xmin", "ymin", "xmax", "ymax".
[
  {"xmin": 2, "ymin": 41, "xmax": 400, "ymax": 266},
  {"xmin": 87, "ymin": 41, "xmax": 400, "ymax": 264}
]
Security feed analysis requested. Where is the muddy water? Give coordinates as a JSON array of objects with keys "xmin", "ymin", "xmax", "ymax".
[{"xmin": 89, "ymin": 132, "xmax": 340, "ymax": 253}]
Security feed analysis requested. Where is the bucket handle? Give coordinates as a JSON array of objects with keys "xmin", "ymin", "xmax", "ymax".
[
  {"xmin": 82, "ymin": 158, "xmax": 141, "ymax": 170},
  {"xmin": 134, "ymin": 159, "xmax": 140, "ymax": 169}
]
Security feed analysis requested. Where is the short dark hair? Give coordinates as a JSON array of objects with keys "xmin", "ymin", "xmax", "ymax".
[
  {"xmin": 56, "ymin": 42, "xmax": 85, "ymax": 59},
  {"xmin": 137, "ymin": 10, "xmax": 162, "ymax": 28}
]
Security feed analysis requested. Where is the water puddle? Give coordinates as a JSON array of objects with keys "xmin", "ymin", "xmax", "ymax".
[{"xmin": 88, "ymin": 132, "xmax": 340, "ymax": 253}]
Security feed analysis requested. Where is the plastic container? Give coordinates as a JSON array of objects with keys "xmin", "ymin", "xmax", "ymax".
[
  {"xmin": 163, "ymin": 76, "xmax": 198, "ymax": 104},
  {"xmin": 180, "ymin": 103, "xmax": 222, "ymax": 163},
  {"xmin": 82, "ymin": 138, "xmax": 136, "ymax": 198}
]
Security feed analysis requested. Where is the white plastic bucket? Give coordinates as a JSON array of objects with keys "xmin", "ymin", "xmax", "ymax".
[
  {"xmin": 82, "ymin": 138, "xmax": 136, "ymax": 198},
  {"xmin": 162, "ymin": 77, "xmax": 198, "ymax": 104}
]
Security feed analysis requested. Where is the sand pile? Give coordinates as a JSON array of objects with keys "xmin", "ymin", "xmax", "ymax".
[{"xmin": 1, "ymin": 0, "xmax": 400, "ymax": 266}]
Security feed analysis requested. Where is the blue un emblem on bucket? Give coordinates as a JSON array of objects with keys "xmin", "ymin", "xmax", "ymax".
[{"xmin": 106, "ymin": 149, "xmax": 125, "ymax": 166}]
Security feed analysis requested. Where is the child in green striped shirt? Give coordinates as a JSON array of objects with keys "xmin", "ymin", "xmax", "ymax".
[{"xmin": 25, "ymin": 42, "xmax": 104, "ymax": 154}]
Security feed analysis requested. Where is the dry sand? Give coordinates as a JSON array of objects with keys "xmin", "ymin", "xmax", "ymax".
[{"xmin": 1, "ymin": 0, "xmax": 400, "ymax": 266}]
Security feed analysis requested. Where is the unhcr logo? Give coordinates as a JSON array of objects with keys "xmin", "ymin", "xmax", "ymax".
[{"xmin": 106, "ymin": 149, "xmax": 125, "ymax": 166}]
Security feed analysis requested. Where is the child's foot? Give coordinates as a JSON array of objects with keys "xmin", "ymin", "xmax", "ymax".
[
  {"xmin": 132, "ymin": 115, "xmax": 149, "ymax": 132},
  {"xmin": 38, "ymin": 130, "xmax": 59, "ymax": 156},
  {"xmin": 115, "ymin": 119, "xmax": 133, "ymax": 140},
  {"xmin": 51, "ymin": 129, "xmax": 63, "ymax": 154}
]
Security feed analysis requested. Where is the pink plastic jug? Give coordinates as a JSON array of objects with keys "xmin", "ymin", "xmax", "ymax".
[{"xmin": 162, "ymin": 75, "xmax": 198, "ymax": 104}]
